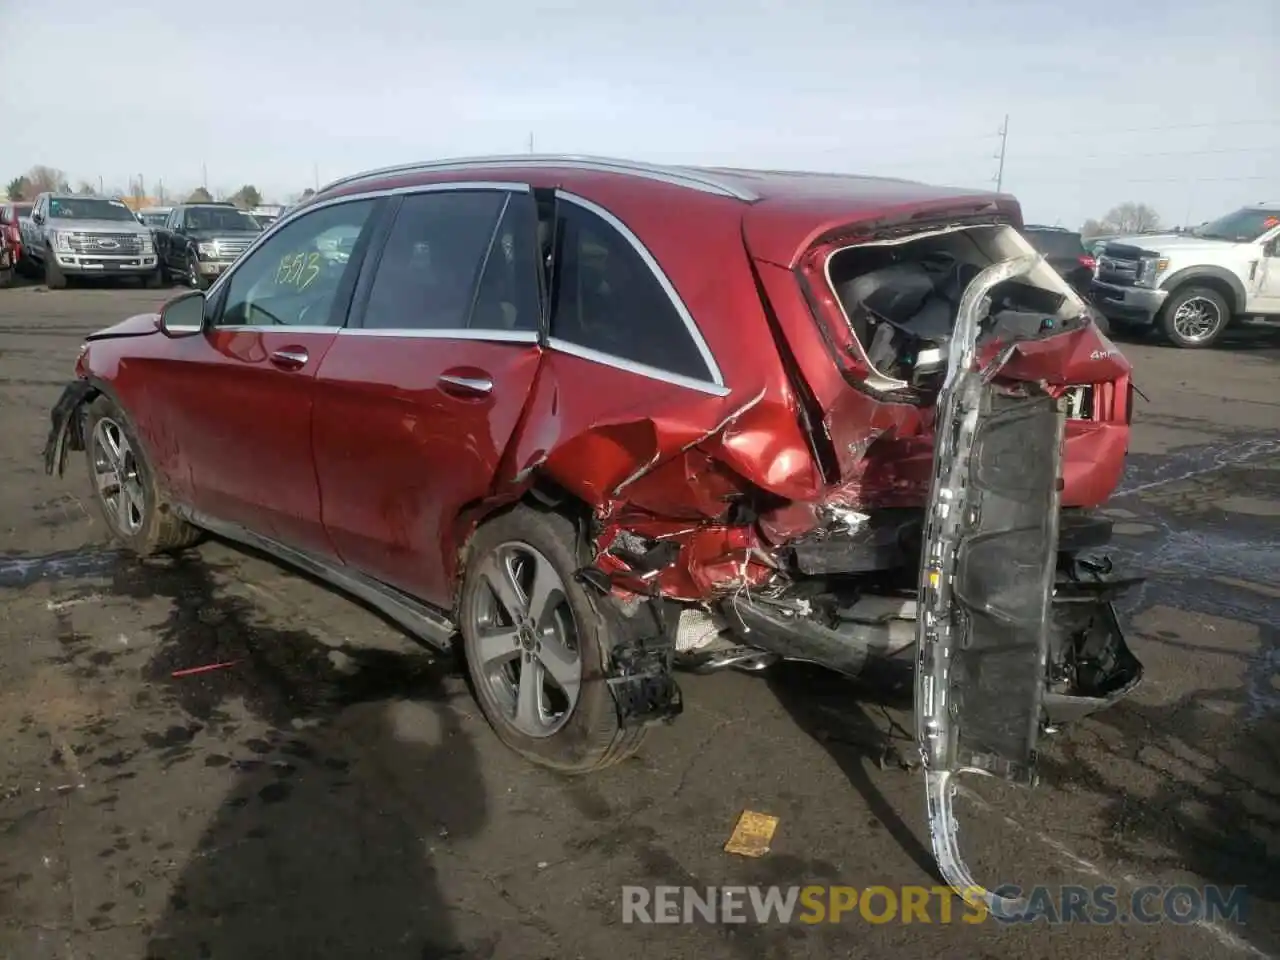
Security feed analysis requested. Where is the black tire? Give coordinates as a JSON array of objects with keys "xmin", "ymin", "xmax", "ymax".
[
  {"xmin": 458, "ymin": 506, "xmax": 646, "ymax": 773},
  {"xmin": 1158, "ymin": 285, "xmax": 1230, "ymax": 349},
  {"xmin": 186, "ymin": 251, "xmax": 208, "ymax": 290},
  {"xmin": 45, "ymin": 254, "xmax": 67, "ymax": 290},
  {"xmin": 83, "ymin": 394, "xmax": 201, "ymax": 556}
]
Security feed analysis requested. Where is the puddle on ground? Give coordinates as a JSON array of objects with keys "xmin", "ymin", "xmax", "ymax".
[
  {"xmin": 1117, "ymin": 436, "xmax": 1279, "ymax": 496},
  {"xmin": 0, "ymin": 548, "xmax": 122, "ymax": 589}
]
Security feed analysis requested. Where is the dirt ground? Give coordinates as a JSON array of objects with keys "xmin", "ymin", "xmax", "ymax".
[{"xmin": 1, "ymin": 281, "xmax": 1277, "ymax": 960}]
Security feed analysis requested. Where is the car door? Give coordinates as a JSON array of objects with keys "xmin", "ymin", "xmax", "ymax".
[
  {"xmin": 312, "ymin": 184, "xmax": 544, "ymax": 606},
  {"xmin": 1250, "ymin": 226, "xmax": 1280, "ymax": 314},
  {"xmin": 22, "ymin": 195, "xmax": 44, "ymax": 251},
  {"xmin": 156, "ymin": 208, "xmax": 176, "ymax": 268},
  {"xmin": 166, "ymin": 208, "xmax": 189, "ymax": 270},
  {"xmin": 145, "ymin": 196, "xmax": 385, "ymax": 555}
]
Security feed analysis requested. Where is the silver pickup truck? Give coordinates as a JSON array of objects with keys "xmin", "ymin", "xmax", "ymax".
[{"xmin": 20, "ymin": 193, "xmax": 160, "ymax": 289}]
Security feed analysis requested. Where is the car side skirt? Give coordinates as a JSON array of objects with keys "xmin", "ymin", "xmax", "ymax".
[{"xmin": 173, "ymin": 507, "xmax": 458, "ymax": 652}]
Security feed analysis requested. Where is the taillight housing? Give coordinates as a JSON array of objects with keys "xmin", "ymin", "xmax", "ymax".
[{"xmin": 1078, "ymin": 254, "xmax": 1097, "ymax": 271}]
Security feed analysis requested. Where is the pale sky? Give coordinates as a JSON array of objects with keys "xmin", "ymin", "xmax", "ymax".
[{"xmin": 1, "ymin": 0, "xmax": 1276, "ymax": 229}]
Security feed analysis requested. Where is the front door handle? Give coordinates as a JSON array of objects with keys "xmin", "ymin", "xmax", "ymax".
[
  {"xmin": 269, "ymin": 347, "xmax": 309, "ymax": 370},
  {"xmin": 438, "ymin": 373, "xmax": 493, "ymax": 397}
]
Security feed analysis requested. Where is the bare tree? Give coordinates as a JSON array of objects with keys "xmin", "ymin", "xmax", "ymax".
[
  {"xmin": 6, "ymin": 176, "xmax": 31, "ymax": 200},
  {"xmin": 1096, "ymin": 202, "xmax": 1162, "ymax": 235},
  {"xmin": 1080, "ymin": 218, "xmax": 1108, "ymax": 240},
  {"xmin": 75, "ymin": 181, "xmax": 96, "ymax": 195},
  {"xmin": 229, "ymin": 185, "xmax": 263, "ymax": 209},
  {"xmin": 26, "ymin": 165, "xmax": 70, "ymax": 194},
  {"xmin": 187, "ymin": 187, "xmax": 214, "ymax": 203}
]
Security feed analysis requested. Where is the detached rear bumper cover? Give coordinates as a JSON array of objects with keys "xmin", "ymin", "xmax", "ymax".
[{"xmin": 915, "ymin": 257, "xmax": 1065, "ymax": 914}]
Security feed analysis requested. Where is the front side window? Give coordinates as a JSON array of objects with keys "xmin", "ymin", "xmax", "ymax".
[
  {"xmin": 217, "ymin": 199, "xmax": 376, "ymax": 328},
  {"xmin": 549, "ymin": 198, "xmax": 713, "ymax": 383},
  {"xmin": 1194, "ymin": 208, "xmax": 1280, "ymax": 243}
]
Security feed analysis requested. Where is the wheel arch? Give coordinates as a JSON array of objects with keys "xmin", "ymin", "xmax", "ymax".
[
  {"xmin": 448, "ymin": 477, "xmax": 597, "ymax": 618},
  {"xmin": 1159, "ymin": 266, "xmax": 1245, "ymax": 316}
]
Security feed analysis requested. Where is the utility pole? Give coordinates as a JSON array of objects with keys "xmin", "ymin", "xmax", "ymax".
[
  {"xmin": 97, "ymin": 175, "xmax": 103, "ymax": 194},
  {"xmin": 994, "ymin": 114, "xmax": 1009, "ymax": 192},
  {"xmin": 528, "ymin": 131, "xmax": 534, "ymax": 154},
  {"xmin": 313, "ymin": 162, "xmax": 319, "ymax": 191},
  {"xmin": 202, "ymin": 163, "xmax": 208, "ymax": 190}
]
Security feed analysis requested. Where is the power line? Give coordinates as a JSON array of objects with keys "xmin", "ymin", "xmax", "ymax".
[
  {"xmin": 1004, "ymin": 174, "xmax": 1273, "ymax": 186},
  {"xmin": 1011, "ymin": 144, "xmax": 1280, "ymax": 162},
  {"xmin": 1028, "ymin": 118, "xmax": 1280, "ymax": 139}
]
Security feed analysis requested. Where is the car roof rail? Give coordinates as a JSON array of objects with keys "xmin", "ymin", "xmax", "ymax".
[{"xmin": 316, "ymin": 154, "xmax": 762, "ymax": 202}]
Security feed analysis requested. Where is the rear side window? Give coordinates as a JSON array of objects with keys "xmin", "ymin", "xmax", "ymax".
[
  {"xmin": 550, "ymin": 198, "xmax": 713, "ymax": 383},
  {"xmin": 362, "ymin": 191, "xmax": 505, "ymax": 331},
  {"xmin": 1025, "ymin": 230, "xmax": 1086, "ymax": 258}
]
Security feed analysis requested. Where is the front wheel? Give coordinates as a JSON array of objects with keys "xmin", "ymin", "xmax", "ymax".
[
  {"xmin": 1159, "ymin": 286, "xmax": 1230, "ymax": 348},
  {"xmin": 45, "ymin": 255, "xmax": 67, "ymax": 290},
  {"xmin": 83, "ymin": 394, "xmax": 201, "ymax": 555},
  {"xmin": 186, "ymin": 251, "xmax": 208, "ymax": 290},
  {"xmin": 458, "ymin": 506, "xmax": 646, "ymax": 773}
]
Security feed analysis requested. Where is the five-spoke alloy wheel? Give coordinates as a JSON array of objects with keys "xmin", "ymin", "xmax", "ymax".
[
  {"xmin": 459, "ymin": 506, "xmax": 646, "ymax": 773},
  {"xmin": 91, "ymin": 416, "xmax": 146, "ymax": 537},
  {"xmin": 83, "ymin": 394, "xmax": 201, "ymax": 555},
  {"xmin": 470, "ymin": 542, "xmax": 583, "ymax": 738}
]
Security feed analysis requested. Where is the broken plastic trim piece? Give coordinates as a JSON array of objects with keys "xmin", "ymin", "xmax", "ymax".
[
  {"xmin": 915, "ymin": 254, "xmax": 1057, "ymax": 917},
  {"xmin": 43, "ymin": 379, "xmax": 97, "ymax": 477}
]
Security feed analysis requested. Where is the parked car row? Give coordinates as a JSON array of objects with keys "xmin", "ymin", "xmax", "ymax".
[{"xmin": 11, "ymin": 194, "xmax": 265, "ymax": 290}]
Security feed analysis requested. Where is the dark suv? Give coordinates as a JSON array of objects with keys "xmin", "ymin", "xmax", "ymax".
[
  {"xmin": 1022, "ymin": 225, "xmax": 1097, "ymax": 296},
  {"xmin": 153, "ymin": 202, "xmax": 264, "ymax": 289},
  {"xmin": 43, "ymin": 155, "xmax": 1141, "ymax": 911}
]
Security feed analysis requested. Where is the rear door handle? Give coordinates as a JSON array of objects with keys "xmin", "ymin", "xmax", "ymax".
[
  {"xmin": 269, "ymin": 347, "xmax": 309, "ymax": 370},
  {"xmin": 438, "ymin": 373, "xmax": 493, "ymax": 397}
]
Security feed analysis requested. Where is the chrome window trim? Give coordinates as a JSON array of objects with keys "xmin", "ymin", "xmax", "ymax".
[
  {"xmin": 318, "ymin": 155, "xmax": 759, "ymax": 202},
  {"xmin": 208, "ymin": 326, "xmax": 541, "ymax": 345},
  {"xmin": 210, "ymin": 324, "xmax": 345, "ymax": 334},
  {"xmin": 553, "ymin": 189, "xmax": 726, "ymax": 390},
  {"xmin": 547, "ymin": 337, "xmax": 730, "ymax": 397},
  {"xmin": 204, "ymin": 181, "xmax": 531, "ymax": 302},
  {"xmin": 339, "ymin": 328, "xmax": 540, "ymax": 344}
]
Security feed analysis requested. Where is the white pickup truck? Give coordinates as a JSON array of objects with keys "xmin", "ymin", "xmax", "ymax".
[{"xmin": 1090, "ymin": 201, "xmax": 1280, "ymax": 348}]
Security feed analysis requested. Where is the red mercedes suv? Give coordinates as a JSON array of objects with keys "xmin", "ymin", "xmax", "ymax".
[{"xmin": 44, "ymin": 155, "xmax": 1142, "ymax": 907}]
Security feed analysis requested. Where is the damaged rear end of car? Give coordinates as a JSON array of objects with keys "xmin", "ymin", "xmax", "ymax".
[{"xmin": 563, "ymin": 180, "xmax": 1143, "ymax": 902}]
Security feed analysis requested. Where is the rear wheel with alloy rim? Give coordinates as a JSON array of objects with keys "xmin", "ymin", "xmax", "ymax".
[
  {"xmin": 459, "ymin": 507, "xmax": 646, "ymax": 772},
  {"xmin": 83, "ymin": 394, "xmax": 201, "ymax": 555},
  {"xmin": 1159, "ymin": 285, "xmax": 1230, "ymax": 348}
]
